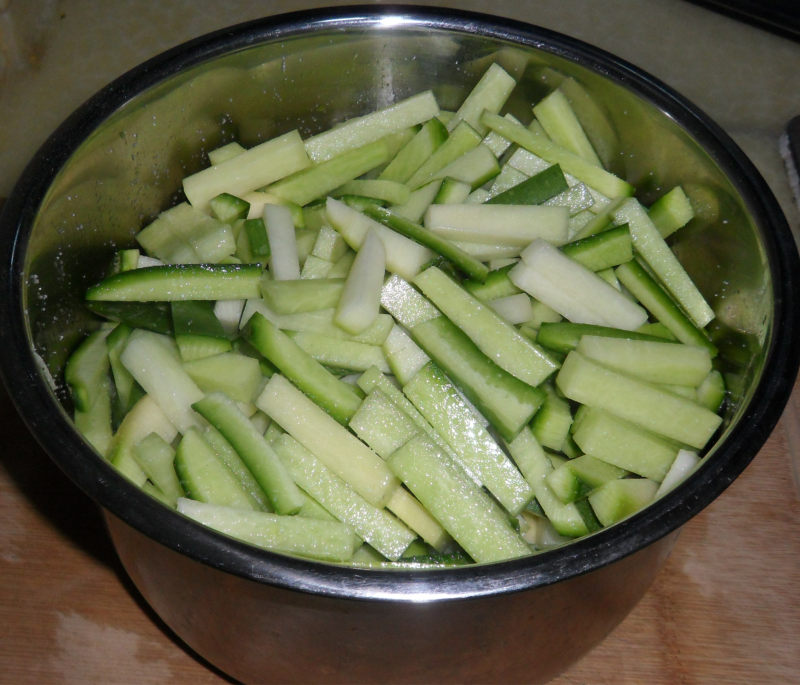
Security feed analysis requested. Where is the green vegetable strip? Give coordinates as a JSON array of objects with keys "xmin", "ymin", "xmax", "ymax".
[
  {"xmin": 403, "ymin": 362, "xmax": 534, "ymax": 515},
  {"xmin": 406, "ymin": 121, "xmax": 483, "ymax": 188},
  {"xmin": 86, "ymin": 301, "xmax": 173, "ymax": 334},
  {"xmin": 86, "ymin": 264, "xmax": 262, "ymax": 302},
  {"xmin": 176, "ymin": 498, "xmax": 360, "ymax": 562},
  {"xmin": 363, "ymin": 204, "xmax": 489, "ymax": 282},
  {"xmin": 614, "ymin": 259, "xmax": 717, "ymax": 356},
  {"xmin": 504, "ymin": 427, "xmax": 590, "ymax": 538},
  {"xmin": 65, "ymin": 328, "xmax": 112, "ymax": 413},
  {"xmin": 304, "ymin": 90, "xmax": 439, "ymax": 162},
  {"xmin": 535, "ymin": 321, "xmax": 669, "ymax": 355},
  {"xmin": 480, "ymin": 111, "xmax": 634, "ymax": 199},
  {"xmin": 388, "ymin": 435, "xmax": 531, "ymax": 564},
  {"xmin": 244, "ymin": 312, "xmax": 363, "ymax": 424},
  {"xmin": 379, "ymin": 118, "xmax": 449, "ymax": 183},
  {"xmin": 556, "ymin": 351, "xmax": 722, "ymax": 449},
  {"xmin": 410, "ymin": 316, "xmax": 545, "ymax": 442},
  {"xmin": 462, "ymin": 264, "xmax": 521, "ymax": 301},
  {"xmin": 613, "ymin": 197, "xmax": 714, "ymax": 328},
  {"xmin": 192, "ymin": 392, "xmax": 305, "ymax": 515},
  {"xmin": 448, "ymin": 62, "xmax": 516, "ymax": 135},
  {"xmin": 182, "ymin": 130, "xmax": 311, "ymax": 209},
  {"xmin": 272, "ymin": 433, "xmax": 416, "ymax": 561},
  {"xmin": 648, "ymin": 186, "xmax": 694, "ymax": 238},
  {"xmin": 561, "ymin": 224, "xmax": 632, "ymax": 271},
  {"xmin": 486, "ymin": 164, "xmax": 569, "ymax": 205},
  {"xmin": 256, "ymin": 374, "xmax": 399, "ymax": 509},
  {"xmin": 244, "ymin": 218, "xmax": 271, "ymax": 259},
  {"xmin": 413, "ymin": 265, "xmax": 559, "ymax": 387},
  {"xmin": 268, "ymin": 137, "xmax": 398, "ymax": 207}
]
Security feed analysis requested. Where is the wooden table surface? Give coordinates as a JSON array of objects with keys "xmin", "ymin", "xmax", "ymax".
[{"xmin": 1, "ymin": 1, "xmax": 799, "ymax": 683}]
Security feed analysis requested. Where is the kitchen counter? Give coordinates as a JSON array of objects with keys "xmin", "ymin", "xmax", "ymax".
[{"xmin": 1, "ymin": 1, "xmax": 798, "ymax": 683}]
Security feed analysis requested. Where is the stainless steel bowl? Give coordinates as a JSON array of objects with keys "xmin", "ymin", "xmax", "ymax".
[{"xmin": 1, "ymin": 6, "xmax": 798, "ymax": 683}]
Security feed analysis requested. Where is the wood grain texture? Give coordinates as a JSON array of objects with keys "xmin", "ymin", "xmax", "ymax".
[{"xmin": 2, "ymin": 377, "xmax": 798, "ymax": 684}]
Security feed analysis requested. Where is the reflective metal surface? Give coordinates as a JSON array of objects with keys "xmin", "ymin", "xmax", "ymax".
[
  {"xmin": 106, "ymin": 510, "xmax": 678, "ymax": 683},
  {"xmin": 1, "ymin": 6, "xmax": 798, "ymax": 683}
]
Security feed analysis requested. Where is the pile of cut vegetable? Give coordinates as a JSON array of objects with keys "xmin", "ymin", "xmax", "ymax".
[{"xmin": 65, "ymin": 62, "xmax": 726, "ymax": 567}]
